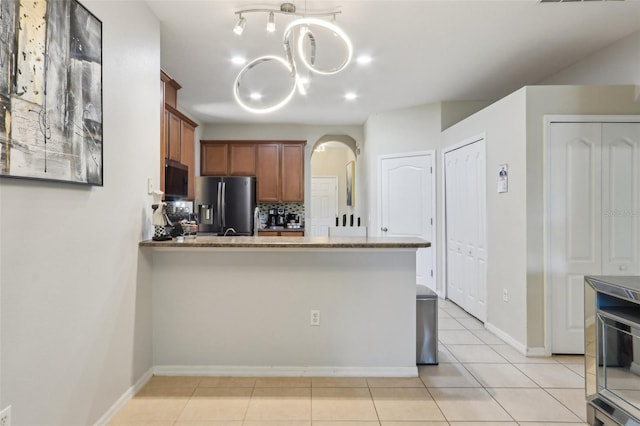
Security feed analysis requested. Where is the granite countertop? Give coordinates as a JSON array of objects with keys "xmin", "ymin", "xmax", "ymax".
[{"xmin": 139, "ymin": 235, "xmax": 430, "ymax": 249}]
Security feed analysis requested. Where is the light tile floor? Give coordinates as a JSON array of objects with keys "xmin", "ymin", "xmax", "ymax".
[{"xmin": 110, "ymin": 299, "xmax": 588, "ymax": 425}]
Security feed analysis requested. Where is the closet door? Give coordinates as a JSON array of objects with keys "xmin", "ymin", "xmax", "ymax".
[
  {"xmin": 445, "ymin": 138, "xmax": 487, "ymax": 321},
  {"xmin": 446, "ymin": 148, "xmax": 465, "ymax": 305},
  {"xmin": 601, "ymin": 123, "xmax": 640, "ymax": 275},
  {"xmin": 549, "ymin": 122, "xmax": 602, "ymax": 354}
]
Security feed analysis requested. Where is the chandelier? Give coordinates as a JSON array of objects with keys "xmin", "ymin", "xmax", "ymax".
[{"xmin": 232, "ymin": 2, "xmax": 353, "ymax": 114}]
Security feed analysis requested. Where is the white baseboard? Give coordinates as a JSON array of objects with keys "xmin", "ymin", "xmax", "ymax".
[
  {"xmin": 485, "ymin": 321, "xmax": 528, "ymax": 354},
  {"xmin": 94, "ymin": 368, "xmax": 153, "ymax": 426},
  {"xmin": 153, "ymin": 365, "xmax": 419, "ymax": 378}
]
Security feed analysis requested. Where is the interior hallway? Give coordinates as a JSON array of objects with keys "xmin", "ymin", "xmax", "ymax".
[{"xmin": 109, "ymin": 299, "xmax": 587, "ymax": 425}]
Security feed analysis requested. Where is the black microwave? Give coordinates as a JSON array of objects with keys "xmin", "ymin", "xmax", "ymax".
[{"xmin": 165, "ymin": 160, "xmax": 188, "ymax": 200}]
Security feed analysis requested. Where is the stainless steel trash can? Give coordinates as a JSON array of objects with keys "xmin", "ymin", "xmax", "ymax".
[{"xmin": 417, "ymin": 285, "xmax": 438, "ymax": 364}]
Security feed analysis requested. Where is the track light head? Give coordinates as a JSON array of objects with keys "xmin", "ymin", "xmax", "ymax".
[
  {"xmin": 233, "ymin": 16, "xmax": 246, "ymax": 35},
  {"xmin": 267, "ymin": 12, "xmax": 276, "ymax": 32}
]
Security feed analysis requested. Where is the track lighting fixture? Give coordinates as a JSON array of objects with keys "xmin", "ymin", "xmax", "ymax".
[{"xmin": 232, "ymin": 2, "xmax": 352, "ymax": 114}]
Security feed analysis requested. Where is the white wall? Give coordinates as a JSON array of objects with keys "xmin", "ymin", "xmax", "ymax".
[
  {"xmin": 540, "ymin": 30, "xmax": 640, "ymax": 89},
  {"xmin": 363, "ymin": 103, "xmax": 442, "ymax": 240},
  {"xmin": 0, "ymin": 1, "xmax": 159, "ymax": 424},
  {"xmin": 440, "ymin": 85, "xmax": 640, "ymax": 352},
  {"xmin": 150, "ymin": 249, "xmax": 416, "ymax": 372},
  {"xmin": 201, "ymin": 123, "xmax": 365, "ymax": 221},
  {"xmin": 524, "ymin": 85, "xmax": 640, "ymax": 349},
  {"xmin": 441, "ymin": 89, "xmax": 529, "ymax": 349}
]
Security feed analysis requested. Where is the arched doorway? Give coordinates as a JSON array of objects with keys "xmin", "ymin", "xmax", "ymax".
[{"xmin": 309, "ymin": 135, "xmax": 358, "ymax": 237}]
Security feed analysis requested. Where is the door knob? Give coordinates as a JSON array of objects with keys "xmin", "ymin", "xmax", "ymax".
[
  {"xmin": 619, "ymin": 264, "xmax": 628, "ymax": 271},
  {"xmin": 381, "ymin": 227, "xmax": 388, "ymax": 232}
]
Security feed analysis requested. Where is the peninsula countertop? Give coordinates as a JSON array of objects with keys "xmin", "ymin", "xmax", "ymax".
[{"xmin": 139, "ymin": 235, "xmax": 430, "ymax": 249}]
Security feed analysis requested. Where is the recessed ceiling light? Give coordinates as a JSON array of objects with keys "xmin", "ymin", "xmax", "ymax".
[
  {"xmin": 356, "ymin": 55, "xmax": 372, "ymax": 65},
  {"xmin": 345, "ymin": 92, "xmax": 357, "ymax": 101},
  {"xmin": 232, "ymin": 56, "xmax": 247, "ymax": 65},
  {"xmin": 250, "ymin": 92, "xmax": 263, "ymax": 100}
]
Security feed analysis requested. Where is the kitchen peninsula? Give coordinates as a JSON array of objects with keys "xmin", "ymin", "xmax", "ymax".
[{"xmin": 140, "ymin": 236, "xmax": 429, "ymax": 377}]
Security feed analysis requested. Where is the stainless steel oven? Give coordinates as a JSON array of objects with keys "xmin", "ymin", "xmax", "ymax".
[{"xmin": 585, "ymin": 276, "xmax": 640, "ymax": 426}]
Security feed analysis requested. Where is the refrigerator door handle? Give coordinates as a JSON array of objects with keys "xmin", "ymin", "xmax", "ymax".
[
  {"xmin": 217, "ymin": 181, "xmax": 223, "ymax": 230},
  {"xmin": 221, "ymin": 182, "xmax": 227, "ymax": 228}
]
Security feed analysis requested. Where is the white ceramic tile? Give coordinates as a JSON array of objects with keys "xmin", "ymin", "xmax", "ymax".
[
  {"xmin": 419, "ymin": 363, "xmax": 481, "ymax": 388},
  {"xmin": 514, "ymin": 364, "xmax": 585, "ymax": 389},
  {"xmin": 447, "ymin": 345, "xmax": 508, "ymax": 363},
  {"xmin": 487, "ymin": 388, "xmax": 581, "ymax": 422}
]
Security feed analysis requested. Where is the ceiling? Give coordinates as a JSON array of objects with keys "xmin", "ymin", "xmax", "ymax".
[{"xmin": 147, "ymin": 0, "xmax": 640, "ymax": 126}]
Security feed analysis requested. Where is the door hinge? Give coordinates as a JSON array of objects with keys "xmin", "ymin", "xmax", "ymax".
[
  {"xmin": 430, "ymin": 166, "xmax": 433, "ymax": 174},
  {"xmin": 430, "ymin": 218, "xmax": 433, "ymax": 225},
  {"xmin": 430, "ymin": 270, "xmax": 433, "ymax": 277}
]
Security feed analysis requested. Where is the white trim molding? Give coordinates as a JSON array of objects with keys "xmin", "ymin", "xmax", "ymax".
[
  {"xmin": 94, "ymin": 368, "xmax": 153, "ymax": 426},
  {"xmin": 153, "ymin": 365, "xmax": 419, "ymax": 378}
]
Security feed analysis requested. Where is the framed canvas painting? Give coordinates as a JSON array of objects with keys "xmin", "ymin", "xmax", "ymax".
[
  {"xmin": 346, "ymin": 160, "xmax": 355, "ymax": 207},
  {"xmin": 0, "ymin": 0, "xmax": 103, "ymax": 185}
]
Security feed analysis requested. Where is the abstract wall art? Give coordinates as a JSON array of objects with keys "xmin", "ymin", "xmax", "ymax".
[{"xmin": 0, "ymin": 0, "xmax": 103, "ymax": 185}]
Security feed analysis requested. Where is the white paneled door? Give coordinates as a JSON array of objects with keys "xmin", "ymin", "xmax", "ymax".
[
  {"xmin": 310, "ymin": 176, "xmax": 338, "ymax": 237},
  {"xmin": 380, "ymin": 152, "xmax": 435, "ymax": 291},
  {"xmin": 444, "ymin": 138, "xmax": 487, "ymax": 322},
  {"xmin": 549, "ymin": 121, "xmax": 640, "ymax": 354}
]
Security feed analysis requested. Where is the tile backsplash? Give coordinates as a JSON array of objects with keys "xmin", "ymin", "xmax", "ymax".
[{"xmin": 258, "ymin": 202, "xmax": 305, "ymax": 222}]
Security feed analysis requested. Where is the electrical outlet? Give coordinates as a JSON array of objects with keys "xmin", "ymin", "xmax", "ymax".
[
  {"xmin": 502, "ymin": 289, "xmax": 509, "ymax": 302},
  {"xmin": 310, "ymin": 310, "xmax": 320, "ymax": 326},
  {"xmin": 0, "ymin": 405, "xmax": 11, "ymax": 426},
  {"xmin": 147, "ymin": 177, "xmax": 154, "ymax": 194}
]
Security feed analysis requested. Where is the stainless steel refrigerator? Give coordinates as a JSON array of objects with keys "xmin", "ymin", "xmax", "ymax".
[{"xmin": 195, "ymin": 176, "xmax": 256, "ymax": 235}]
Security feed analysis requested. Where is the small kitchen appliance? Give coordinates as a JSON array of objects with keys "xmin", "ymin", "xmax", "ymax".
[
  {"xmin": 267, "ymin": 208, "xmax": 278, "ymax": 227},
  {"xmin": 276, "ymin": 206, "xmax": 286, "ymax": 226}
]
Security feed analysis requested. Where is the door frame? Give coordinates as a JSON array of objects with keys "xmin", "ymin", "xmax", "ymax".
[
  {"xmin": 378, "ymin": 150, "xmax": 436, "ymax": 292},
  {"xmin": 543, "ymin": 114, "xmax": 640, "ymax": 355},
  {"xmin": 310, "ymin": 176, "xmax": 339, "ymax": 237},
  {"xmin": 442, "ymin": 134, "xmax": 486, "ymax": 303}
]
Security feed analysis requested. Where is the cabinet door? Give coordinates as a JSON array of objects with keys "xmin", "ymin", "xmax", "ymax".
[
  {"xmin": 287, "ymin": 231, "xmax": 305, "ymax": 237},
  {"xmin": 180, "ymin": 121, "xmax": 195, "ymax": 199},
  {"xmin": 257, "ymin": 144, "xmax": 280, "ymax": 202},
  {"xmin": 258, "ymin": 231, "xmax": 279, "ymax": 237},
  {"xmin": 229, "ymin": 143, "xmax": 257, "ymax": 176},
  {"xmin": 281, "ymin": 144, "xmax": 304, "ymax": 202},
  {"xmin": 167, "ymin": 111, "xmax": 181, "ymax": 162},
  {"xmin": 201, "ymin": 143, "xmax": 228, "ymax": 176}
]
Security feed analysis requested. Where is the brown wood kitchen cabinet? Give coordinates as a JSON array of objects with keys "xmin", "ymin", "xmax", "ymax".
[
  {"xmin": 160, "ymin": 70, "xmax": 198, "ymax": 200},
  {"xmin": 256, "ymin": 142, "xmax": 305, "ymax": 203},
  {"xmin": 201, "ymin": 141, "xmax": 257, "ymax": 176},
  {"xmin": 201, "ymin": 140, "xmax": 305, "ymax": 203},
  {"xmin": 201, "ymin": 142, "xmax": 228, "ymax": 176},
  {"xmin": 280, "ymin": 143, "xmax": 304, "ymax": 202},
  {"xmin": 256, "ymin": 143, "xmax": 280, "ymax": 202},
  {"xmin": 258, "ymin": 231, "xmax": 305, "ymax": 237}
]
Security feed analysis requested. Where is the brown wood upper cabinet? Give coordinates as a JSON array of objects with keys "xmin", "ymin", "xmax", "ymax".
[
  {"xmin": 257, "ymin": 142, "xmax": 304, "ymax": 203},
  {"xmin": 201, "ymin": 140, "xmax": 305, "ymax": 203},
  {"xmin": 229, "ymin": 143, "xmax": 257, "ymax": 176},
  {"xmin": 160, "ymin": 70, "xmax": 198, "ymax": 200},
  {"xmin": 281, "ymin": 143, "xmax": 304, "ymax": 202},
  {"xmin": 201, "ymin": 142, "xmax": 229, "ymax": 176},
  {"xmin": 256, "ymin": 143, "xmax": 280, "ymax": 202}
]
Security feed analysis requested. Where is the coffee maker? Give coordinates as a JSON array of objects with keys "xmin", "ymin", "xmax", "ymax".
[
  {"xmin": 276, "ymin": 207, "xmax": 286, "ymax": 226},
  {"xmin": 267, "ymin": 208, "xmax": 278, "ymax": 227}
]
